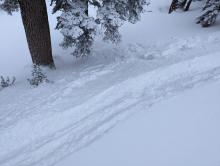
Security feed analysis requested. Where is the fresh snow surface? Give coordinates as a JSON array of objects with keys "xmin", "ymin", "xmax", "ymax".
[{"xmin": 0, "ymin": 0, "xmax": 220, "ymax": 166}]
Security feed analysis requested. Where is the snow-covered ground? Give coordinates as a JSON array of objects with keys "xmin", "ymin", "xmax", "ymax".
[
  {"xmin": 0, "ymin": 0, "xmax": 220, "ymax": 166},
  {"xmin": 56, "ymin": 80, "xmax": 220, "ymax": 166}
]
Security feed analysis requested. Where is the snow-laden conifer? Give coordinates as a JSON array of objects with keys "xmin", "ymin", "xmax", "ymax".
[
  {"xmin": 0, "ymin": 0, "xmax": 19, "ymax": 15},
  {"xmin": 51, "ymin": 0, "xmax": 149, "ymax": 57},
  {"xmin": 197, "ymin": 0, "xmax": 220, "ymax": 27}
]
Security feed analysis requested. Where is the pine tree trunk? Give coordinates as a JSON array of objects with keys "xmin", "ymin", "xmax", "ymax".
[
  {"xmin": 181, "ymin": 0, "xmax": 188, "ymax": 8},
  {"xmin": 169, "ymin": 0, "xmax": 178, "ymax": 14},
  {"xmin": 184, "ymin": 0, "xmax": 192, "ymax": 11},
  {"xmin": 18, "ymin": 0, "xmax": 55, "ymax": 67}
]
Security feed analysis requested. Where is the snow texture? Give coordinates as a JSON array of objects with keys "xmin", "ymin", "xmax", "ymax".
[{"xmin": 0, "ymin": 0, "xmax": 220, "ymax": 166}]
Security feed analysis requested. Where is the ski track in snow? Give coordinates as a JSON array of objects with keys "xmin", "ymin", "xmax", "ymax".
[{"xmin": 1, "ymin": 34, "xmax": 220, "ymax": 166}]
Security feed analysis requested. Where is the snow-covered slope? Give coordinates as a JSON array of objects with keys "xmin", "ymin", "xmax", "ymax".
[
  {"xmin": 0, "ymin": 0, "xmax": 220, "ymax": 166},
  {"xmin": 56, "ymin": 80, "xmax": 220, "ymax": 166},
  {"xmin": 1, "ymin": 36, "xmax": 220, "ymax": 166}
]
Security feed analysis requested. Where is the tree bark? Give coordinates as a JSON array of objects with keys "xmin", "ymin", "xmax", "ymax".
[
  {"xmin": 18, "ymin": 0, "xmax": 55, "ymax": 67},
  {"xmin": 169, "ymin": 0, "xmax": 178, "ymax": 14},
  {"xmin": 184, "ymin": 0, "xmax": 192, "ymax": 11}
]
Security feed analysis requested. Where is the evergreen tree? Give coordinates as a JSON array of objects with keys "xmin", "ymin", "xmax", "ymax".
[
  {"xmin": 1, "ymin": 0, "xmax": 55, "ymax": 67},
  {"xmin": 53, "ymin": 0, "xmax": 96, "ymax": 57},
  {"xmin": 168, "ymin": 0, "xmax": 220, "ymax": 27},
  {"xmin": 1, "ymin": 0, "xmax": 149, "ymax": 60},
  {"xmin": 0, "ymin": 76, "xmax": 16, "ymax": 89},
  {"xmin": 0, "ymin": 0, "xmax": 19, "ymax": 15},
  {"xmin": 197, "ymin": 0, "xmax": 220, "ymax": 27},
  {"xmin": 28, "ymin": 64, "xmax": 50, "ymax": 86},
  {"xmin": 51, "ymin": 0, "xmax": 149, "ymax": 57},
  {"xmin": 169, "ymin": 0, "xmax": 193, "ymax": 14}
]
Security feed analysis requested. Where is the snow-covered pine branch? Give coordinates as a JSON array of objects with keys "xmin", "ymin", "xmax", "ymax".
[
  {"xmin": 197, "ymin": 0, "xmax": 220, "ymax": 27},
  {"xmin": 52, "ymin": 0, "xmax": 150, "ymax": 57},
  {"xmin": 168, "ymin": 0, "xmax": 220, "ymax": 27},
  {"xmin": 0, "ymin": 0, "xmax": 19, "ymax": 15}
]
